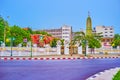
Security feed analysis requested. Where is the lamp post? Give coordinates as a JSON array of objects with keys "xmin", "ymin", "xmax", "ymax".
[
  {"xmin": 30, "ymin": 27, "xmax": 32, "ymax": 57},
  {"xmin": 0, "ymin": 41, "xmax": 3, "ymax": 47},
  {"xmin": 83, "ymin": 40, "xmax": 87, "ymax": 56},
  {"xmin": 85, "ymin": 40, "xmax": 87, "ymax": 56},
  {"xmin": 10, "ymin": 37, "xmax": 15, "ymax": 56}
]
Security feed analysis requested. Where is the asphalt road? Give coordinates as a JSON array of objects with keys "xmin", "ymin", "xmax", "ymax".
[{"xmin": 0, "ymin": 58, "xmax": 120, "ymax": 80}]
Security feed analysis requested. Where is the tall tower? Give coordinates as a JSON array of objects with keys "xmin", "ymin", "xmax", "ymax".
[{"xmin": 86, "ymin": 12, "xmax": 92, "ymax": 36}]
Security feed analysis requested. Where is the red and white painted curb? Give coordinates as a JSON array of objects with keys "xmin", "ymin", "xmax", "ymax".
[{"xmin": 0, "ymin": 56, "xmax": 120, "ymax": 60}]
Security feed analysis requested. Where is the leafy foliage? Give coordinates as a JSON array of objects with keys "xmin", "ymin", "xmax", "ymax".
[
  {"xmin": 0, "ymin": 16, "xmax": 9, "ymax": 42},
  {"xmin": 33, "ymin": 31, "xmax": 51, "ymax": 36},
  {"xmin": 0, "ymin": 16, "xmax": 53, "ymax": 47},
  {"xmin": 50, "ymin": 38, "xmax": 57, "ymax": 47},
  {"xmin": 60, "ymin": 39, "xmax": 64, "ymax": 46},
  {"xmin": 111, "ymin": 34, "xmax": 120, "ymax": 48},
  {"xmin": 73, "ymin": 31, "xmax": 86, "ymax": 47},
  {"xmin": 88, "ymin": 37, "xmax": 101, "ymax": 48},
  {"xmin": 73, "ymin": 31, "xmax": 101, "ymax": 49},
  {"xmin": 113, "ymin": 70, "xmax": 120, "ymax": 80},
  {"xmin": 5, "ymin": 25, "xmax": 31, "ymax": 46}
]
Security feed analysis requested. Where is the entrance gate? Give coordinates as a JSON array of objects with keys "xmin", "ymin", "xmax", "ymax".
[{"xmin": 69, "ymin": 46, "xmax": 78, "ymax": 55}]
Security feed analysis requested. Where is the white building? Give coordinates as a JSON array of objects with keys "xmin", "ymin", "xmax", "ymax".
[
  {"xmin": 41, "ymin": 25, "xmax": 72, "ymax": 42},
  {"xmin": 61, "ymin": 25, "xmax": 72, "ymax": 42},
  {"xmin": 95, "ymin": 26, "xmax": 114, "ymax": 38},
  {"xmin": 95, "ymin": 26, "xmax": 114, "ymax": 48}
]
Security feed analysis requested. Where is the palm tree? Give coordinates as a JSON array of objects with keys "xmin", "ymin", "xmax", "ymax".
[
  {"xmin": 73, "ymin": 31, "xmax": 86, "ymax": 46},
  {"xmin": 60, "ymin": 39, "xmax": 64, "ymax": 55},
  {"xmin": 73, "ymin": 31, "xmax": 102, "ymax": 54},
  {"xmin": 73, "ymin": 31, "xmax": 86, "ymax": 55},
  {"xmin": 69, "ymin": 40, "xmax": 76, "ymax": 56}
]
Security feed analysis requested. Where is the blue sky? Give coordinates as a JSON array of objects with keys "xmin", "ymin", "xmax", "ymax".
[{"xmin": 0, "ymin": 0, "xmax": 120, "ymax": 33}]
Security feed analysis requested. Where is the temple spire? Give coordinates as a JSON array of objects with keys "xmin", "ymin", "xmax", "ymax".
[{"xmin": 86, "ymin": 12, "xmax": 92, "ymax": 36}]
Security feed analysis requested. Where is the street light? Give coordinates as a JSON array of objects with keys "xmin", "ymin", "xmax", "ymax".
[
  {"xmin": 0, "ymin": 41, "xmax": 3, "ymax": 47},
  {"xmin": 82, "ymin": 40, "xmax": 87, "ymax": 56},
  {"xmin": 7, "ymin": 37, "xmax": 15, "ymax": 56}
]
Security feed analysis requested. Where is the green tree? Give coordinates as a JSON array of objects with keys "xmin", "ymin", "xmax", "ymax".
[
  {"xmin": 0, "ymin": 16, "xmax": 9, "ymax": 43},
  {"xmin": 73, "ymin": 31, "xmax": 101, "ymax": 54},
  {"xmin": 60, "ymin": 39, "xmax": 64, "ymax": 46},
  {"xmin": 111, "ymin": 34, "xmax": 120, "ymax": 48},
  {"xmin": 88, "ymin": 37, "xmax": 101, "ymax": 54},
  {"xmin": 0, "ymin": 16, "xmax": 5, "ymax": 42},
  {"xmin": 50, "ymin": 38, "xmax": 57, "ymax": 47},
  {"xmin": 60, "ymin": 39, "xmax": 64, "ymax": 55},
  {"xmin": 27, "ymin": 27, "xmax": 33, "ymax": 34},
  {"xmin": 33, "ymin": 30, "xmax": 52, "ymax": 36},
  {"xmin": 73, "ymin": 31, "xmax": 86, "ymax": 47},
  {"xmin": 73, "ymin": 31, "xmax": 86, "ymax": 55},
  {"xmin": 6, "ymin": 25, "xmax": 31, "ymax": 46}
]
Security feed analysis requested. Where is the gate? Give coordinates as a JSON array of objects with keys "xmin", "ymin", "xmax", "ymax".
[{"xmin": 69, "ymin": 46, "xmax": 78, "ymax": 55}]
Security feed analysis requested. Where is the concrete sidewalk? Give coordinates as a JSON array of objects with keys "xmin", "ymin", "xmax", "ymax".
[
  {"xmin": 0, "ymin": 54, "xmax": 120, "ymax": 60},
  {"xmin": 0, "ymin": 54, "xmax": 120, "ymax": 58},
  {"xmin": 87, "ymin": 67, "xmax": 120, "ymax": 80}
]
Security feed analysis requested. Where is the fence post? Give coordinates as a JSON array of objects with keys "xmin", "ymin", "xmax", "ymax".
[
  {"xmin": 78, "ymin": 46, "xmax": 82, "ymax": 54},
  {"xmin": 64, "ymin": 44, "xmax": 69, "ymax": 55},
  {"xmin": 57, "ymin": 45, "xmax": 61, "ymax": 55}
]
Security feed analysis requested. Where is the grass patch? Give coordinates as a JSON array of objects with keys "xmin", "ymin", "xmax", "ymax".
[{"xmin": 113, "ymin": 70, "xmax": 120, "ymax": 80}]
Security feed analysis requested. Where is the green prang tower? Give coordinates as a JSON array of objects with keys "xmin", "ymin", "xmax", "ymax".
[{"xmin": 86, "ymin": 12, "xmax": 92, "ymax": 36}]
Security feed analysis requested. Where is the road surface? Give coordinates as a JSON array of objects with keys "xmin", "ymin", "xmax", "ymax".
[{"xmin": 0, "ymin": 58, "xmax": 120, "ymax": 80}]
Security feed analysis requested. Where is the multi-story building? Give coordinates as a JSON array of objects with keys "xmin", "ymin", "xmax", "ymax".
[
  {"xmin": 41, "ymin": 25, "xmax": 72, "ymax": 42},
  {"xmin": 61, "ymin": 25, "xmax": 72, "ymax": 42},
  {"xmin": 44, "ymin": 28, "xmax": 62, "ymax": 39},
  {"xmin": 95, "ymin": 26, "xmax": 114, "ymax": 38},
  {"xmin": 95, "ymin": 26, "xmax": 114, "ymax": 48}
]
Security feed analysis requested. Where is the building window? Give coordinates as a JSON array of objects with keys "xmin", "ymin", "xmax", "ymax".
[
  {"xmin": 105, "ymin": 32, "xmax": 107, "ymax": 33},
  {"xmin": 110, "ymin": 31, "xmax": 113, "ymax": 33},
  {"xmin": 105, "ymin": 35, "xmax": 107, "ymax": 36},
  {"xmin": 63, "ymin": 32, "xmax": 69, "ymax": 34},
  {"xmin": 105, "ymin": 28, "xmax": 107, "ymax": 30},
  {"xmin": 110, "ymin": 35, "xmax": 113, "ymax": 36},
  {"xmin": 62, "ymin": 29, "xmax": 70, "ymax": 31},
  {"xmin": 110, "ymin": 28, "xmax": 113, "ymax": 30},
  {"xmin": 63, "ymin": 36, "xmax": 69, "ymax": 38}
]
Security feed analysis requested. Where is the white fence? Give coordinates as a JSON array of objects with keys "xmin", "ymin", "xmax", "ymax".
[
  {"xmin": 0, "ymin": 46, "xmax": 120, "ymax": 56},
  {"xmin": 0, "ymin": 47, "xmax": 61, "ymax": 57},
  {"xmin": 87, "ymin": 48, "xmax": 120, "ymax": 54}
]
